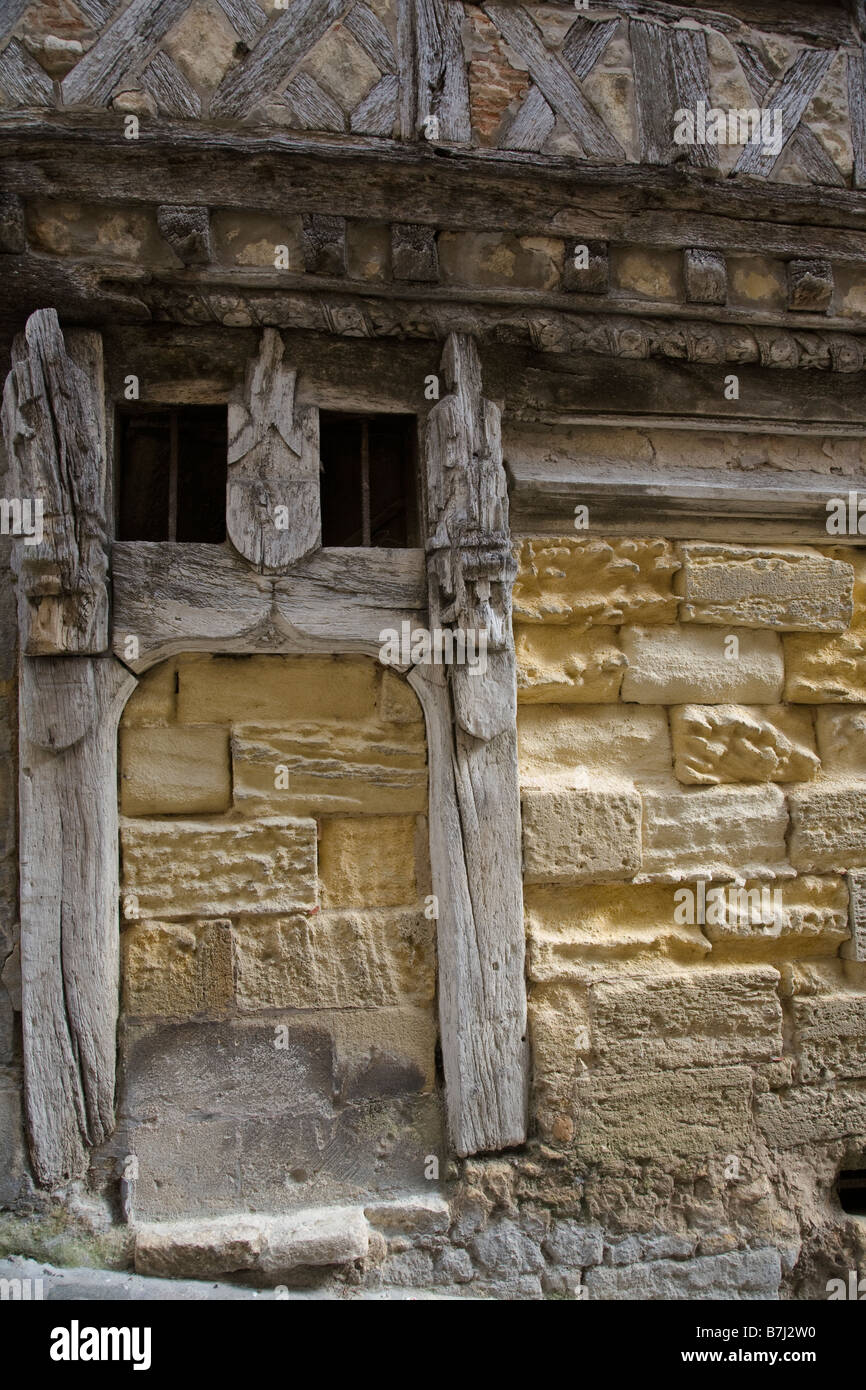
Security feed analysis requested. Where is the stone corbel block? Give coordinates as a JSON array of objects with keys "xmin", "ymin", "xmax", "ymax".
[
  {"xmin": 301, "ymin": 213, "xmax": 347, "ymax": 276},
  {"xmin": 684, "ymin": 248, "xmax": 727, "ymax": 306},
  {"xmin": 562, "ymin": 239, "xmax": 609, "ymax": 294},
  {"xmin": 787, "ymin": 258, "xmax": 833, "ymax": 312},
  {"xmin": 391, "ymin": 223, "xmax": 439, "ymax": 282},
  {"xmin": 157, "ymin": 205, "xmax": 212, "ymax": 266}
]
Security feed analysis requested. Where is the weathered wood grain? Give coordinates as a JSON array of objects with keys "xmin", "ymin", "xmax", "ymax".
[
  {"xmin": 416, "ymin": 0, "xmax": 471, "ymax": 141},
  {"xmin": 112, "ymin": 542, "xmax": 426, "ymax": 667},
  {"xmin": 345, "ymin": 1, "xmax": 397, "ymax": 73},
  {"xmin": 61, "ymin": 0, "xmax": 190, "ymax": 106},
  {"xmin": 420, "ymin": 331, "xmax": 527, "ymax": 1156},
  {"xmin": 350, "ymin": 73, "xmax": 398, "ymax": 135},
  {"xmin": 216, "ymin": 0, "xmax": 268, "ymax": 47},
  {"xmin": 501, "ymin": 85, "xmax": 555, "ymax": 153},
  {"xmin": 19, "ymin": 655, "xmax": 136, "ymax": 1185},
  {"xmin": 734, "ymin": 47, "xmax": 835, "ymax": 179},
  {"xmin": 484, "ymin": 4, "xmax": 623, "ymax": 159},
  {"xmin": 849, "ymin": 47, "xmax": 866, "ymax": 188},
  {"xmin": 211, "ymin": 0, "xmax": 350, "ymax": 119},
  {"xmin": 141, "ymin": 51, "xmax": 202, "ymax": 120},
  {"xmin": 1, "ymin": 311, "xmax": 109, "ymax": 654},
  {"xmin": 227, "ymin": 329, "xmax": 321, "ymax": 571},
  {"xmin": 736, "ymin": 41, "xmax": 843, "ymax": 188},
  {"xmin": 561, "ymin": 15, "xmax": 620, "ymax": 79},
  {"xmin": 0, "ymin": 40, "xmax": 54, "ymax": 107},
  {"xmin": 631, "ymin": 19, "xmax": 713, "ymax": 168},
  {"xmin": 284, "ymin": 71, "xmax": 346, "ymax": 133}
]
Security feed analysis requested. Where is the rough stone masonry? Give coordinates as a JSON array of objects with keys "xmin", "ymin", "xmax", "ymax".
[{"xmin": 2, "ymin": 0, "xmax": 866, "ymax": 1304}]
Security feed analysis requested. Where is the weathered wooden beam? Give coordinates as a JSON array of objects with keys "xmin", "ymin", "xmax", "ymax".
[
  {"xmin": 111, "ymin": 541, "xmax": 426, "ymax": 669},
  {"xmin": 631, "ymin": 19, "xmax": 713, "ymax": 169},
  {"xmin": 211, "ymin": 0, "xmax": 349, "ymax": 119},
  {"xmin": 416, "ymin": 0, "xmax": 471, "ymax": 142},
  {"xmin": 19, "ymin": 654, "xmax": 136, "ymax": 1185},
  {"xmin": 419, "ymin": 331, "xmax": 527, "ymax": 1156},
  {"xmin": 507, "ymin": 460, "xmax": 866, "ymax": 544},
  {"xmin": 227, "ymin": 329, "xmax": 321, "ymax": 571},
  {"xmin": 734, "ymin": 47, "xmax": 835, "ymax": 180},
  {"xmin": 1, "ymin": 311, "xmax": 109, "ymax": 654}
]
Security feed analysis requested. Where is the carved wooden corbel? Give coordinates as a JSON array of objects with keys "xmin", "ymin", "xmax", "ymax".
[
  {"xmin": 2, "ymin": 309, "xmax": 109, "ymax": 655},
  {"xmin": 227, "ymin": 328, "xmax": 321, "ymax": 572},
  {"xmin": 2, "ymin": 309, "xmax": 134, "ymax": 1185},
  {"xmin": 416, "ymin": 330, "xmax": 528, "ymax": 1156}
]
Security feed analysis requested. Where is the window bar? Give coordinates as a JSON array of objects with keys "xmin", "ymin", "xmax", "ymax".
[
  {"xmin": 360, "ymin": 418, "xmax": 371, "ymax": 547},
  {"xmin": 168, "ymin": 409, "xmax": 179, "ymax": 542}
]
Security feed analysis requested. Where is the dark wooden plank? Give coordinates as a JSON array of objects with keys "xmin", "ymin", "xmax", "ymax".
[
  {"xmin": 734, "ymin": 47, "xmax": 835, "ymax": 178},
  {"xmin": 142, "ymin": 51, "xmax": 201, "ymax": 120},
  {"xmin": 484, "ymin": 3, "xmax": 623, "ymax": 159},
  {"xmin": 211, "ymin": 0, "xmax": 349, "ymax": 118},
  {"xmin": 345, "ymin": 2, "xmax": 397, "ymax": 73},
  {"xmin": 61, "ymin": 0, "xmax": 190, "ymax": 106},
  {"xmin": 632, "ymin": 20, "xmax": 713, "ymax": 168},
  {"xmin": 561, "ymin": 15, "xmax": 620, "ymax": 80}
]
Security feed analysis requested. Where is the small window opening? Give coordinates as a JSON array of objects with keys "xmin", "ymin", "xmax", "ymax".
[
  {"xmin": 117, "ymin": 405, "xmax": 227, "ymax": 542},
  {"xmin": 837, "ymin": 1168, "xmax": 866, "ymax": 1215},
  {"xmin": 320, "ymin": 412, "xmax": 418, "ymax": 547}
]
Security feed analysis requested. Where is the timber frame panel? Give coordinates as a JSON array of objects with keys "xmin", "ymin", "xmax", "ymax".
[{"xmin": 3, "ymin": 309, "xmax": 529, "ymax": 1186}]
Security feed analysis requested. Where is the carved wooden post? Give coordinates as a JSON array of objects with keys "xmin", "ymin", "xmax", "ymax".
[
  {"xmin": 415, "ymin": 331, "xmax": 528, "ymax": 1155},
  {"xmin": 2, "ymin": 309, "xmax": 134, "ymax": 1184},
  {"xmin": 227, "ymin": 328, "xmax": 320, "ymax": 572}
]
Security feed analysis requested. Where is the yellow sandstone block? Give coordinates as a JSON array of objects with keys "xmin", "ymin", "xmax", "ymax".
[
  {"xmin": 121, "ymin": 661, "xmax": 177, "ymax": 727},
  {"xmin": 512, "ymin": 537, "xmax": 679, "ymax": 628},
  {"xmin": 176, "ymin": 654, "xmax": 380, "ymax": 724},
  {"xmin": 123, "ymin": 920, "xmax": 235, "ymax": 1016},
  {"xmin": 318, "ymin": 815, "xmax": 418, "ymax": 908},
  {"xmin": 120, "ymin": 725, "xmax": 231, "ymax": 815},
  {"xmin": 785, "ymin": 547, "xmax": 866, "ymax": 702},
  {"xmin": 234, "ymin": 909, "xmax": 435, "ymax": 1010},
  {"xmin": 515, "ymin": 625, "xmax": 625, "ymax": 703}
]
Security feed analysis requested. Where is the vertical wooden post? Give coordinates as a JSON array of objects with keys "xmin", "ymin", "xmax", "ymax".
[{"xmin": 415, "ymin": 331, "xmax": 528, "ymax": 1156}]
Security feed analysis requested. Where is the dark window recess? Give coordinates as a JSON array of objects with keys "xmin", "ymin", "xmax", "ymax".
[
  {"xmin": 117, "ymin": 406, "xmax": 227, "ymax": 542},
  {"xmin": 320, "ymin": 412, "xmax": 418, "ymax": 548},
  {"xmin": 837, "ymin": 1168, "xmax": 866, "ymax": 1215}
]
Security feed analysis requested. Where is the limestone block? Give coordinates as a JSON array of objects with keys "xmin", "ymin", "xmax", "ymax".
[
  {"xmin": 842, "ymin": 869, "xmax": 866, "ymax": 961},
  {"xmin": 675, "ymin": 543, "xmax": 852, "ymax": 631},
  {"xmin": 231, "ymin": 721, "xmax": 427, "ymax": 817},
  {"xmin": 542, "ymin": 1222, "xmax": 604, "ymax": 1268},
  {"xmin": 527, "ymin": 983, "xmax": 590, "ymax": 1142},
  {"xmin": 785, "ymin": 546, "xmax": 866, "ymax": 703},
  {"xmin": 318, "ymin": 815, "xmax": 417, "ymax": 907},
  {"xmin": 757, "ymin": 1081, "xmax": 866, "ymax": 1149},
  {"xmin": 177, "ymin": 654, "xmax": 379, "ymax": 725},
  {"xmin": 703, "ymin": 876, "xmax": 849, "ymax": 960},
  {"xmin": 585, "ymin": 1249, "xmax": 780, "ymax": 1301},
  {"xmin": 471, "ymin": 1220, "xmax": 544, "ymax": 1276},
  {"xmin": 814, "ymin": 706, "xmax": 866, "ymax": 777},
  {"xmin": 670, "ymin": 704, "xmax": 819, "ymax": 785},
  {"xmin": 121, "ymin": 661, "xmax": 176, "ymax": 726},
  {"xmin": 640, "ymin": 784, "xmax": 788, "ymax": 881},
  {"xmin": 522, "ymin": 785, "xmax": 642, "ymax": 885},
  {"xmin": 120, "ymin": 725, "xmax": 231, "ymax": 815},
  {"xmin": 518, "ymin": 704, "xmax": 672, "ymax": 783},
  {"xmin": 365, "ymin": 1195, "xmax": 450, "ymax": 1235},
  {"xmin": 512, "ymin": 537, "xmax": 679, "ymax": 628},
  {"xmin": 135, "ymin": 1207, "xmax": 369, "ymax": 1280},
  {"xmin": 620, "ymin": 626, "xmax": 784, "ymax": 704},
  {"xmin": 233, "ymin": 909, "xmax": 434, "ymax": 1010},
  {"xmin": 163, "ymin": 0, "xmax": 239, "ymax": 90},
  {"xmin": 587, "ymin": 966, "xmax": 783, "ymax": 1072},
  {"xmin": 120, "ymin": 818, "xmax": 317, "ymax": 918},
  {"xmin": 790, "ymin": 991, "xmax": 866, "ymax": 1083},
  {"xmin": 515, "ymin": 625, "xmax": 625, "ymax": 704},
  {"xmin": 573, "ymin": 1066, "xmax": 755, "ymax": 1161},
  {"xmin": 123, "ymin": 920, "xmax": 235, "ymax": 1016},
  {"xmin": 378, "ymin": 670, "xmax": 424, "ymax": 724},
  {"xmin": 525, "ymin": 883, "xmax": 709, "ymax": 978},
  {"xmin": 788, "ymin": 785, "xmax": 866, "ymax": 871},
  {"xmin": 330, "ymin": 1006, "xmax": 438, "ymax": 1095}
]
